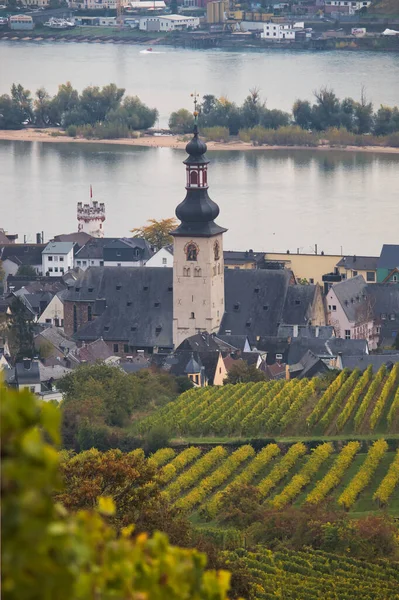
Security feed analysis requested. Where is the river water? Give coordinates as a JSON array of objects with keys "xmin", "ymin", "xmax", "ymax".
[
  {"xmin": 1, "ymin": 140, "xmax": 398, "ymax": 255},
  {"xmin": 1, "ymin": 42, "xmax": 399, "ymax": 126},
  {"xmin": 1, "ymin": 43, "xmax": 398, "ymax": 254}
]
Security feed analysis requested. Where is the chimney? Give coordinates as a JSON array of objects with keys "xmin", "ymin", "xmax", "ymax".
[
  {"xmin": 36, "ymin": 233, "xmax": 41, "ymax": 244},
  {"xmin": 315, "ymin": 326, "xmax": 320, "ymax": 338},
  {"xmin": 353, "ymin": 255, "xmax": 356, "ymax": 263},
  {"xmin": 293, "ymin": 325, "xmax": 299, "ymax": 338},
  {"xmin": 23, "ymin": 358, "xmax": 31, "ymax": 370}
]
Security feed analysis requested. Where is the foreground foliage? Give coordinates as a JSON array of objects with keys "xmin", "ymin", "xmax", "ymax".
[{"xmin": 0, "ymin": 385, "xmax": 231, "ymax": 600}]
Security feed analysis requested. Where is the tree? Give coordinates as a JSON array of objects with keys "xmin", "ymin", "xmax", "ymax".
[
  {"xmin": 131, "ymin": 217, "xmax": 178, "ymax": 250},
  {"xmin": 311, "ymin": 87, "xmax": 341, "ymax": 131},
  {"xmin": 0, "ymin": 94, "xmax": 25, "ymax": 130},
  {"xmin": 292, "ymin": 99, "xmax": 313, "ymax": 130},
  {"xmin": 260, "ymin": 108, "xmax": 290, "ymax": 130},
  {"xmin": 0, "ymin": 260, "xmax": 5, "ymax": 283},
  {"xmin": 240, "ymin": 88, "xmax": 265, "ymax": 129},
  {"xmin": 224, "ymin": 360, "xmax": 266, "ymax": 385},
  {"xmin": 10, "ymin": 84, "xmax": 34, "ymax": 125},
  {"xmin": 1, "ymin": 384, "xmax": 232, "ymax": 600},
  {"xmin": 79, "ymin": 84, "xmax": 125, "ymax": 125},
  {"xmin": 34, "ymin": 87, "xmax": 53, "ymax": 127},
  {"xmin": 16, "ymin": 264, "xmax": 37, "ymax": 277},
  {"xmin": 169, "ymin": 108, "xmax": 195, "ymax": 134},
  {"xmin": 52, "ymin": 81, "xmax": 80, "ymax": 126},
  {"xmin": 8, "ymin": 297, "xmax": 35, "ymax": 361},
  {"xmin": 355, "ymin": 87, "xmax": 373, "ymax": 134}
]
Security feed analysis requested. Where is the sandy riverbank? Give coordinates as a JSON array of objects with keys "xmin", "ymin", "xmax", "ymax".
[{"xmin": 1, "ymin": 128, "xmax": 399, "ymax": 154}]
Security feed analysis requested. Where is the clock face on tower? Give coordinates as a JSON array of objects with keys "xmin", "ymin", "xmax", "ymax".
[
  {"xmin": 214, "ymin": 240, "xmax": 220, "ymax": 261},
  {"xmin": 184, "ymin": 241, "xmax": 199, "ymax": 262}
]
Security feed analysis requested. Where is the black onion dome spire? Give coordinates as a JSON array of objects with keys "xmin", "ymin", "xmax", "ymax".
[{"xmin": 172, "ymin": 120, "xmax": 227, "ymax": 238}]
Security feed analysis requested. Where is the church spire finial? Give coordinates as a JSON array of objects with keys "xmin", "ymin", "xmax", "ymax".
[{"xmin": 190, "ymin": 91, "xmax": 200, "ymax": 135}]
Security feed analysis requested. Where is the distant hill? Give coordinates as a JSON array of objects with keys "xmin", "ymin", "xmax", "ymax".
[{"xmin": 369, "ymin": 0, "xmax": 399, "ymax": 15}]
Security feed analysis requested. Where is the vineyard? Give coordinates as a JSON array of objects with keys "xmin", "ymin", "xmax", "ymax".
[
  {"xmin": 139, "ymin": 364, "xmax": 399, "ymax": 438},
  {"xmin": 150, "ymin": 442, "xmax": 399, "ymax": 518},
  {"xmin": 222, "ymin": 546, "xmax": 399, "ymax": 599}
]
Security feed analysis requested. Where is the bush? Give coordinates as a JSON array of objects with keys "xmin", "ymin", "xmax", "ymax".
[
  {"xmin": 144, "ymin": 424, "xmax": 171, "ymax": 455},
  {"xmin": 66, "ymin": 124, "xmax": 77, "ymax": 137},
  {"xmin": 239, "ymin": 125, "xmax": 318, "ymax": 147},
  {"xmin": 202, "ymin": 126, "xmax": 230, "ymax": 142}
]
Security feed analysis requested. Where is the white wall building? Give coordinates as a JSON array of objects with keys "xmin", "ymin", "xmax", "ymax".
[
  {"xmin": 37, "ymin": 293, "xmax": 65, "ymax": 328},
  {"xmin": 139, "ymin": 15, "xmax": 200, "ymax": 32},
  {"xmin": 145, "ymin": 245, "xmax": 173, "ymax": 268},
  {"xmin": 42, "ymin": 242, "xmax": 74, "ymax": 277},
  {"xmin": 261, "ymin": 22, "xmax": 302, "ymax": 40}
]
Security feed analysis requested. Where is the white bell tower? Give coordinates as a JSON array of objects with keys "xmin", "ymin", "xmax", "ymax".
[{"xmin": 77, "ymin": 186, "xmax": 105, "ymax": 238}]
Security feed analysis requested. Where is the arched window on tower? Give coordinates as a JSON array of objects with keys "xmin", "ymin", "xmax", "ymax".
[
  {"xmin": 190, "ymin": 170, "xmax": 198, "ymax": 186},
  {"xmin": 203, "ymin": 170, "xmax": 207, "ymax": 186},
  {"xmin": 194, "ymin": 267, "xmax": 202, "ymax": 277},
  {"xmin": 73, "ymin": 305, "xmax": 78, "ymax": 333},
  {"xmin": 183, "ymin": 267, "xmax": 191, "ymax": 277}
]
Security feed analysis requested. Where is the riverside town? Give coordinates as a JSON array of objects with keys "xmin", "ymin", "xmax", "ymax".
[{"xmin": 1, "ymin": 3, "xmax": 399, "ymax": 599}]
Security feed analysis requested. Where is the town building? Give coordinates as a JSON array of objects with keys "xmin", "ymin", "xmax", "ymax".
[
  {"xmin": 42, "ymin": 241, "xmax": 74, "ymax": 277},
  {"xmin": 326, "ymin": 275, "xmax": 399, "ymax": 350},
  {"xmin": 145, "ymin": 245, "xmax": 174, "ymax": 268},
  {"xmin": 377, "ymin": 244, "xmax": 399, "ymax": 283},
  {"xmin": 77, "ymin": 192, "xmax": 105, "ymax": 238},
  {"xmin": 336, "ymin": 255, "xmax": 378, "ymax": 283},
  {"xmin": 0, "ymin": 243, "xmax": 45, "ymax": 287},
  {"xmin": 261, "ymin": 22, "xmax": 305, "ymax": 40},
  {"xmin": 9, "ymin": 15, "xmax": 34, "ymax": 30},
  {"xmin": 103, "ymin": 238, "xmax": 153, "ymax": 267},
  {"xmin": 63, "ymin": 122, "xmax": 326, "ymax": 356},
  {"xmin": 139, "ymin": 15, "xmax": 200, "ymax": 31},
  {"xmin": 324, "ymin": 0, "xmax": 371, "ymax": 14},
  {"xmin": 37, "ymin": 290, "xmax": 67, "ymax": 328}
]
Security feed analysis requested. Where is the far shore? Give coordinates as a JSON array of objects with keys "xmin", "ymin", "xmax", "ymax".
[{"xmin": 1, "ymin": 128, "xmax": 399, "ymax": 154}]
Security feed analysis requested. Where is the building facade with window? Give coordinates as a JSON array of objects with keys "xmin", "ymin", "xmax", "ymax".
[{"xmin": 42, "ymin": 242, "xmax": 74, "ymax": 277}]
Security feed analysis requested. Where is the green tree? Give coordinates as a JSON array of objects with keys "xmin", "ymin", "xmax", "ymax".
[
  {"xmin": 52, "ymin": 81, "xmax": 80, "ymax": 126},
  {"xmin": 1, "ymin": 384, "xmax": 232, "ymax": 600},
  {"xmin": 354, "ymin": 87, "xmax": 373, "ymax": 134},
  {"xmin": 0, "ymin": 94, "xmax": 25, "ymax": 130},
  {"xmin": 10, "ymin": 84, "xmax": 34, "ymax": 125},
  {"xmin": 16, "ymin": 264, "xmax": 37, "ymax": 277},
  {"xmin": 33, "ymin": 87, "xmax": 53, "ymax": 127},
  {"xmin": 108, "ymin": 95, "xmax": 158, "ymax": 130},
  {"xmin": 292, "ymin": 99, "xmax": 313, "ymax": 129},
  {"xmin": 169, "ymin": 108, "xmax": 195, "ymax": 134},
  {"xmin": 311, "ymin": 87, "xmax": 341, "ymax": 131},
  {"xmin": 240, "ymin": 88, "xmax": 265, "ymax": 129},
  {"xmin": 260, "ymin": 108, "xmax": 290, "ymax": 130},
  {"xmin": 131, "ymin": 217, "xmax": 178, "ymax": 250},
  {"xmin": 79, "ymin": 84, "xmax": 125, "ymax": 125},
  {"xmin": 224, "ymin": 360, "xmax": 266, "ymax": 385}
]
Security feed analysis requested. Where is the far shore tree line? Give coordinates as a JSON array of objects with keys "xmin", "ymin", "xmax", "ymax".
[{"xmin": 1, "ymin": 83, "xmax": 399, "ymax": 146}]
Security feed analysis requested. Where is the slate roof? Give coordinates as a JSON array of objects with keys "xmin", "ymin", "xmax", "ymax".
[
  {"xmin": 176, "ymin": 332, "xmax": 239, "ymax": 353},
  {"xmin": 75, "ymin": 238, "xmax": 114, "ymax": 260},
  {"xmin": 54, "ymin": 232, "xmax": 92, "ymax": 246},
  {"xmin": 289, "ymin": 350, "xmax": 330, "ymax": 379},
  {"xmin": 277, "ymin": 324, "xmax": 334, "ymax": 339},
  {"xmin": 15, "ymin": 360, "xmax": 40, "ymax": 384},
  {"xmin": 282, "ymin": 286, "xmax": 318, "ymax": 325},
  {"xmin": 336, "ymin": 255, "xmax": 378, "ymax": 271},
  {"xmin": 65, "ymin": 267, "xmax": 320, "ymax": 349},
  {"xmin": 103, "ymin": 238, "xmax": 153, "ymax": 259},
  {"xmin": 221, "ymin": 269, "xmax": 292, "ymax": 339},
  {"xmin": 215, "ymin": 334, "xmax": 250, "ymax": 351},
  {"xmin": 36, "ymin": 327, "xmax": 77, "ymax": 354},
  {"xmin": 74, "ymin": 338, "xmax": 113, "ymax": 363},
  {"xmin": 331, "ymin": 275, "xmax": 368, "ymax": 321},
  {"xmin": 39, "ymin": 363, "xmax": 72, "ymax": 381},
  {"xmin": 223, "ymin": 250, "xmax": 264, "ymax": 265},
  {"xmin": 377, "ymin": 245, "xmax": 399, "ymax": 269},
  {"xmin": 43, "ymin": 241, "xmax": 74, "ymax": 255},
  {"xmin": 287, "ymin": 337, "xmax": 368, "ymax": 365},
  {"xmin": 0, "ymin": 244, "xmax": 45, "ymax": 266},
  {"xmin": 340, "ymin": 354, "xmax": 399, "ymax": 371},
  {"xmin": 68, "ymin": 267, "xmax": 174, "ymax": 349}
]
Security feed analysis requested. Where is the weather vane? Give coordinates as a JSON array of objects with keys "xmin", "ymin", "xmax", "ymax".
[{"xmin": 191, "ymin": 91, "xmax": 200, "ymax": 120}]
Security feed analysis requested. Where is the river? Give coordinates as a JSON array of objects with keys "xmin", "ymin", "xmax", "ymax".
[
  {"xmin": 2, "ymin": 140, "xmax": 398, "ymax": 255},
  {"xmin": 1, "ymin": 42, "xmax": 399, "ymax": 126}
]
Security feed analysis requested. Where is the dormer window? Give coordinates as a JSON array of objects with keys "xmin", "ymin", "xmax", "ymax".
[
  {"xmin": 143, "ymin": 286, "xmax": 149, "ymax": 291},
  {"xmin": 263, "ymin": 305, "xmax": 269, "ymax": 311},
  {"xmin": 254, "ymin": 287, "xmax": 260, "ymax": 293},
  {"xmin": 154, "ymin": 302, "xmax": 160, "ymax": 308},
  {"xmin": 104, "ymin": 326, "xmax": 109, "ymax": 332},
  {"xmin": 381, "ymin": 313, "xmax": 387, "ymax": 320},
  {"xmin": 295, "ymin": 300, "xmax": 301, "ymax": 305},
  {"xmin": 75, "ymin": 287, "xmax": 80, "ymax": 292},
  {"xmin": 127, "ymin": 301, "xmax": 132, "ymax": 307},
  {"xmin": 88, "ymin": 287, "xmax": 94, "ymax": 292},
  {"xmin": 116, "ymin": 285, "xmax": 121, "ymax": 291},
  {"xmin": 130, "ymin": 326, "xmax": 137, "ymax": 332},
  {"xmin": 233, "ymin": 303, "xmax": 240, "ymax": 311},
  {"xmin": 155, "ymin": 325, "xmax": 162, "ymax": 333},
  {"xmin": 245, "ymin": 320, "xmax": 251, "ymax": 327},
  {"xmin": 168, "ymin": 286, "xmax": 173, "ymax": 292}
]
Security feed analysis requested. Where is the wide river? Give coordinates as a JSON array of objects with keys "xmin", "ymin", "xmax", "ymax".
[
  {"xmin": 1, "ymin": 43, "xmax": 398, "ymax": 254},
  {"xmin": 1, "ymin": 140, "xmax": 398, "ymax": 255}
]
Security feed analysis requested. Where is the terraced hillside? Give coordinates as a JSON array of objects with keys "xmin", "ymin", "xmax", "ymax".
[
  {"xmin": 222, "ymin": 546, "xmax": 399, "ymax": 600},
  {"xmin": 151, "ymin": 442, "xmax": 399, "ymax": 517},
  {"xmin": 139, "ymin": 364, "xmax": 399, "ymax": 438}
]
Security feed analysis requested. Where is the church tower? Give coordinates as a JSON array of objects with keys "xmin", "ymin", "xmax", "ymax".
[{"xmin": 172, "ymin": 114, "xmax": 227, "ymax": 348}]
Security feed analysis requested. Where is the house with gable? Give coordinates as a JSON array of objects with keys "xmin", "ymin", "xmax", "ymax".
[{"xmin": 377, "ymin": 244, "xmax": 399, "ymax": 284}]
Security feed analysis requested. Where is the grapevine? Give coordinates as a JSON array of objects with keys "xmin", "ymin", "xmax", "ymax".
[
  {"xmin": 387, "ymin": 385, "xmax": 399, "ymax": 428},
  {"xmin": 148, "ymin": 447, "xmax": 176, "ymax": 467},
  {"xmin": 336, "ymin": 366, "xmax": 372, "ymax": 432},
  {"xmin": 338, "ymin": 439, "xmax": 388, "ymax": 509},
  {"xmin": 270, "ymin": 443, "xmax": 333, "ymax": 509},
  {"xmin": 373, "ymin": 448, "xmax": 399, "ymax": 506},
  {"xmin": 305, "ymin": 442, "xmax": 360, "ymax": 505},
  {"xmin": 175, "ymin": 445, "xmax": 255, "ymax": 511},
  {"xmin": 257, "ymin": 442, "xmax": 307, "ymax": 499},
  {"xmin": 158, "ymin": 446, "xmax": 201, "ymax": 484},
  {"xmin": 369, "ymin": 364, "xmax": 399, "ymax": 431},
  {"xmin": 353, "ymin": 364, "xmax": 386, "ymax": 432},
  {"xmin": 306, "ymin": 370, "xmax": 349, "ymax": 428},
  {"xmin": 318, "ymin": 369, "xmax": 361, "ymax": 432}
]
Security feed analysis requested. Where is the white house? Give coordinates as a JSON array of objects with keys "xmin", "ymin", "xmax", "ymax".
[
  {"xmin": 139, "ymin": 15, "xmax": 200, "ymax": 32},
  {"xmin": 42, "ymin": 241, "xmax": 74, "ymax": 277},
  {"xmin": 261, "ymin": 22, "xmax": 303, "ymax": 40},
  {"xmin": 37, "ymin": 292, "xmax": 66, "ymax": 328},
  {"xmin": 145, "ymin": 245, "xmax": 174, "ymax": 268},
  {"xmin": 324, "ymin": 1, "xmax": 371, "ymax": 15}
]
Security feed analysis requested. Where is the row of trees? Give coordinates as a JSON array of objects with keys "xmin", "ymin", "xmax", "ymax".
[
  {"xmin": 169, "ymin": 88, "xmax": 399, "ymax": 137},
  {"xmin": 0, "ymin": 82, "xmax": 158, "ymax": 132}
]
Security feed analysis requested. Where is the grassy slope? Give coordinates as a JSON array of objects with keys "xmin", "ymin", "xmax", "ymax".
[{"xmin": 369, "ymin": 0, "xmax": 399, "ymax": 15}]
